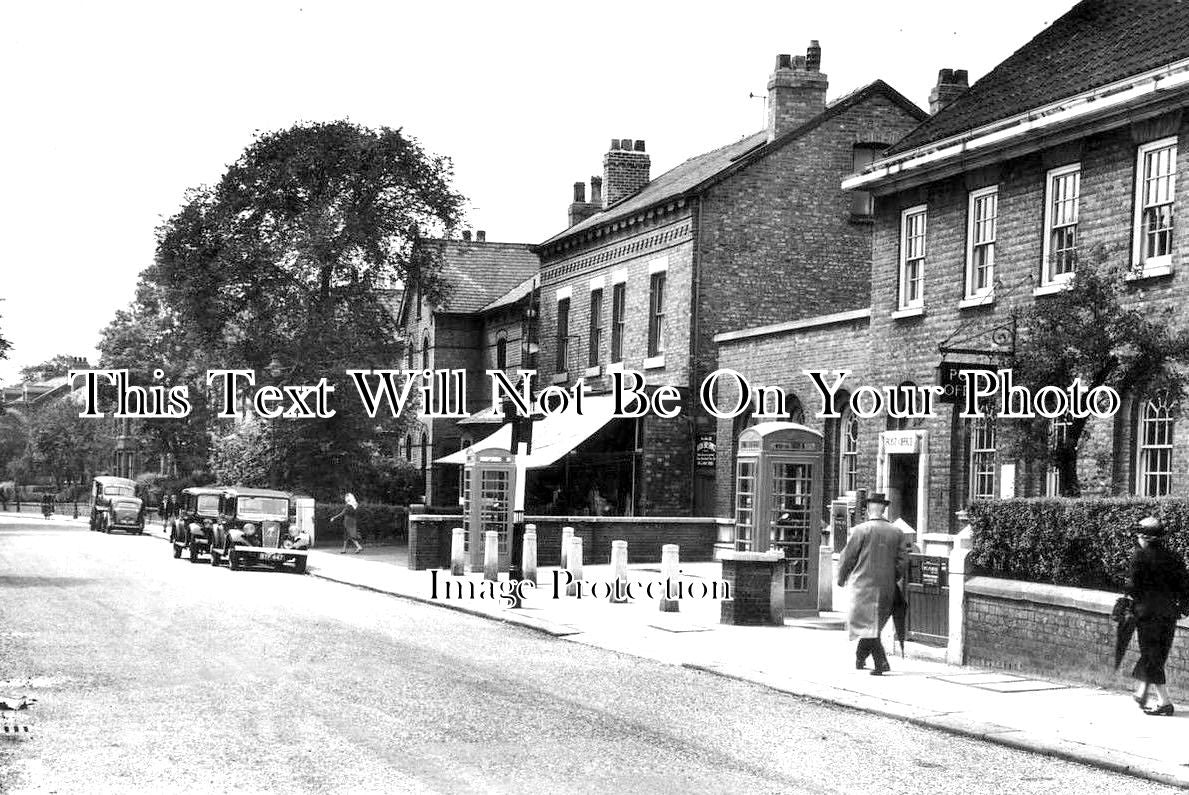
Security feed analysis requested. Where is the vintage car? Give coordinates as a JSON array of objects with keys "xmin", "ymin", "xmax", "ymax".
[
  {"xmin": 168, "ymin": 486, "xmax": 225, "ymax": 563},
  {"xmin": 89, "ymin": 476, "xmax": 144, "ymax": 534},
  {"xmin": 210, "ymin": 488, "xmax": 309, "ymax": 573}
]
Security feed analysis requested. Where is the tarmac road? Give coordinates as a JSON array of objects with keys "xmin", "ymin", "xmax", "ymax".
[{"xmin": 0, "ymin": 517, "xmax": 1177, "ymax": 794}]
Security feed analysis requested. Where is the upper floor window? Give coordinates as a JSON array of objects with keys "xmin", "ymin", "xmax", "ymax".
[
  {"xmin": 647, "ymin": 272, "xmax": 666, "ymax": 357},
  {"xmin": 588, "ymin": 288, "xmax": 603, "ymax": 368},
  {"xmin": 610, "ymin": 282, "xmax": 626, "ymax": 362},
  {"xmin": 1134, "ymin": 137, "xmax": 1177, "ymax": 273},
  {"xmin": 969, "ymin": 416, "xmax": 997, "ymax": 501},
  {"xmin": 1137, "ymin": 395, "xmax": 1174, "ymax": 497},
  {"xmin": 1042, "ymin": 164, "xmax": 1080, "ymax": 286},
  {"xmin": 556, "ymin": 297, "xmax": 571, "ymax": 372},
  {"xmin": 421, "ymin": 334, "xmax": 430, "ymax": 370},
  {"xmin": 965, "ymin": 187, "xmax": 998, "ymax": 300},
  {"xmin": 839, "ymin": 409, "xmax": 859, "ymax": 494},
  {"xmin": 406, "ymin": 343, "xmax": 415, "ymax": 370},
  {"xmin": 495, "ymin": 333, "xmax": 508, "ymax": 371},
  {"xmin": 899, "ymin": 206, "xmax": 927, "ymax": 310},
  {"xmin": 850, "ymin": 144, "xmax": 883, "ymax": 217}
]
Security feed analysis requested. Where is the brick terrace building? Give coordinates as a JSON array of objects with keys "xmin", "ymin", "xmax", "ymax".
[
  {"xmin": 397, "ymin": 233, "xmax": 538, "ymax": 506},
  {"xmin": 531, "ymin": 43, "xmax": 925, "ymax": 517},
  {"xmin": 718, "ymin": 0, "xmax": 1189, "ymax": 534}
]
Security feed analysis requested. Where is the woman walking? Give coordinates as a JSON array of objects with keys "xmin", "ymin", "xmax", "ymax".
[
  {"xmin": 1126, "ymin": 516, "xmax": 1189, "ymax": 716},
  {"xmin": 331, "ymin": 493, "xmax": 363, "ymax": 554}
]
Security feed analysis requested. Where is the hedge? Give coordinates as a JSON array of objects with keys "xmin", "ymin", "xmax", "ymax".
[
  {"xmin": 313, "ymin": 502, "xmax": 408, "ymax": 546},
  {"xmin": 968, "ymin": 497, "xmax": 1189, "ymax": 591}
]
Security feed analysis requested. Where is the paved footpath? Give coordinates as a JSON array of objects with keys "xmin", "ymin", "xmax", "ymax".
[{"xmin": 110, "ymin": 515, "xmax": 1189, "ymax": 788}]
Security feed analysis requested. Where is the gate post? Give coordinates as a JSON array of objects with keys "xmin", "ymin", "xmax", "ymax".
[{"xmin": 946, "ymin": 524, "xmax": 974, "ymax": 665}]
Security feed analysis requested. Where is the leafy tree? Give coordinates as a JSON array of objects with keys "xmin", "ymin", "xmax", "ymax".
[
  {"xmin": 25, "ymin": 398, "xmax": 114, "ymax": 488},
  {"xmin": 1010, "ymin": 245, "xmax": 1189, "ymax": 495},
  {"xmin": 18, "ymin": 355, "xmax": 87, "ymax": 383},
  {"xmin": 0, "ymin": 310, "xmax": 11, "ymax": 365},
  {"xmin": 0, "ymin": 408, "xmax": 29, "ymax": 475}
]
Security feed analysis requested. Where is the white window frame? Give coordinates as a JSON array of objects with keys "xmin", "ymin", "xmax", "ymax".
[
  {"xmin": 969, "ymin": 416, "xmax": 997, "ymax": 501},
  {"xmin": 899, "ymin": 205, "xmax": 927, "ymax": 310},
  {"xmin": 1132, "ymin": 136, "xmax": 1178, "ymax": 276},
  {"xmin": 964, "ymin": 186, "xmax": 998, "ymax": 301},
  {"xmin": 838, "ymin": 409, "xmax": 859, "ymax": 495},
  {"xmin": 1136, "ymin": 395, "xmax": 1175, "ymax": 497},
  {"xmin": 1041, "ymin": 164, "xmax": 1081, "ymax": 288}
]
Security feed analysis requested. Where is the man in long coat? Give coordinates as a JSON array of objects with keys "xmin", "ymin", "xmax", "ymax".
[{"xmin": 837, "ymin": 493, "xmax": 910, "ymax": 675}]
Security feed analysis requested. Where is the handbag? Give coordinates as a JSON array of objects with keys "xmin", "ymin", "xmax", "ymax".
[{"xmin": 1111, "ymin": 595, "xmax": 1134, "ymax": 623}]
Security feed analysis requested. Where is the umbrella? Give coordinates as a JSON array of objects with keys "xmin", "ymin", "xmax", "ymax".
[
  {"xmin": 1111, "ymin": 596, "xmax": 1137, "ymax": 671},
  {"xmin": 891, "ymin": 584, "xmax": 908, "ymax": 657}
]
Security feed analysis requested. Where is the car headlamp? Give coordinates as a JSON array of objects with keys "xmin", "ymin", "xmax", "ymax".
[{"xmin": 243, "ymin": 522, "xmax": 257, "ymax": 534}]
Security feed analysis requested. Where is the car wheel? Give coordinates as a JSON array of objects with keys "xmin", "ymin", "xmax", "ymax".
[
  {"xmin": 173, "ymin": 540, "xmax": 182, "ymax": 559},
  {"xmin": 228, "ymin": 544, "xmax": 240, "ymax": 571},
  {"xmin": 293, "ymin": 556, "xmax": 307, "ymax": 575},
  {"xmin": 189, "ymin": 543, "xmax": 202, "ymax": 563},
  {"xmin": 102, "ymin": 516, "xmax": 111, "ymax": 534}
]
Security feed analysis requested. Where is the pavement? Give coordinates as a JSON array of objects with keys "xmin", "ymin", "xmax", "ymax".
[{"xmin": 54, "ymin": 512, "xmax": 1189, "ymax": 789}]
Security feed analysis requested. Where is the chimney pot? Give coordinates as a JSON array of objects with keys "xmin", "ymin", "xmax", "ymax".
[
  {"xmin": 939, "ymin": 68, "xmax": 954, "ymax": 84},
  {"xmin": 590, "ymin": 176, "xmax": 603, "ymax": 205},
  {"xmin": 476, "ymin": 230, "xmax": 486, "ymax": 243},
  {"xmin": 610, "ymin": 138, "xmax": 620, "ymax": 151},
  {"xmin": 633, "ymin": 139, "xmax": 646, "ymax": 152},
  {"xmin": 573, "ymin": 181, "xmax": 586, "ymax": 202},
  {"xmin": 954, "ymin": 69, "xmax": 969, "ymax": 86},
  {"xmin": 792, "ymin": 55, "xmax": 806, "ymax": 69},
  {"xmin": 776, "ymin": 53, "xmax": 791, "ymax": 70},
  {"xmin": 806, "ymin": 40, "xmax": 821, "ymax": 72},
  {"xmin": 930, "ymin": 67, "xmax": 969, "ymax": 114},
  {"xmin": 462, "ymin": 230, "xmax": 472, "ymax": 242}
]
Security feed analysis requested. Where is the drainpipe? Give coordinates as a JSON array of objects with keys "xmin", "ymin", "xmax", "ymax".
[{"xmin": 689, "ymin": 195, "xmax": 703, "ymax": 515}]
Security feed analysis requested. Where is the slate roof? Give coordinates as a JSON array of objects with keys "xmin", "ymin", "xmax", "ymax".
[
  {"xmin": 480, "ymin": 274, "xmax": 537, "ymax": 314},
  {"xmin": 887, "ymin": 0, "xmax": 1189, "ymax": 155},
  {"xmin": 539, "ymin": 81, "xmax": 926, "ymax": 249},
  {"xmin": 434, "ymin": 241, "xmax": 539, "ymax": 315}
]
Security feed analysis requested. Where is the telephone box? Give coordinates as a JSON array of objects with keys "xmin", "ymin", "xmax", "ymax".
[
  {"xmin": 733, "ymin": 423, "xmax": 823, "ymax": 615},
  {"xmin": 462, "ymin": 447, "xmax": 517, "ymax": 572}
]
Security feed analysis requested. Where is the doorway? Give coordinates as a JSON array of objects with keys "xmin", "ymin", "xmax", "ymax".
[{"xmin": 888, "ymin": 453, "xmax": 919, "ymax": 532}]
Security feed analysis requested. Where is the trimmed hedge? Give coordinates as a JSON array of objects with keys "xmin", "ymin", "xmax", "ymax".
[
  {"xmin": 313, "ymin": 502, "xmax": 408, "ymax": 546},
  {"xmin": 968, "ymin": 497, "xmax": 1189, "ymax": 591}
]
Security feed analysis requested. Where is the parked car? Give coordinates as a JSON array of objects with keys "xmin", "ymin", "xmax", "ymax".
[
  {"xmin": 169, "ymin": 486, "xmax": 225, "ymax": 563},
  {"xmin": 211, "ymin": 488, "xmax": 309, "ymax": 573},
  {"xmin": 89, "ymin": 476, "xmax": 144, "ymax": 534}
]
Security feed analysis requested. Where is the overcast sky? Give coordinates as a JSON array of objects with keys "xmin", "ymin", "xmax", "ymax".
[{"xmin": 0, "ymin": 0, "xmax": 1078, "ymax": 385}]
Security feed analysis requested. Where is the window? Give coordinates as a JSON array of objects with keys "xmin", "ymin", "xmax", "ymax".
[
  {"xmin": 969, "ymin": 416, "xmax": 997, "ymax": 500},
  {"xmin": 406, "ymin": 342, "xmax": 415, "ymax": 370},
  {"xmin": 421, "ymin": 334, "xmax": 430, "ymax": 370},
  {"xmin": 495, "ymin": 333, "xmax": 508, "ymax": 371},
  {"xmin": 404, "ymin": 434, "xmax": 413, "ymax": 461},
  {"xmin": 1134, "ymin": 137, "xmax": 1177, "ymax": 272},
  {"xmin": 839, "ymin": 410, "xmax": 859, "ymax": 494},
  {"xmin": 647, "ymin": 272, "xmax": 665, "ymax": 357},
  {"xmin": 1137, "ymin": 395, "xmax": 1174, "ymax": 497},
  {"xmin": 588, "ymin": 288, "xmax": 603, "ymax": 368},
  {"xmin": 610, "ymin": 282, "xmax": 626, "ymax": 362},
  {"xmin": 1045, "ymin": 415, "xmax": 1072, "ymax": 497},
  {"xmin": 1042, "ymin": 164, "xmax": 1080, "ymax": 285},
  {"xmin": 420, "ymin": 435, "xmax": 428, "ymax": 471},
  {"xmin": 965, "ymin": 187, "xmax": 997, "ymax": 299},
  {"xmin": 899, "ymin": 206, "xmax": 927, "ymax": 309},
  {"xmin": 556, "ymin": 297, "xmax": 570, "ymax": 372},
  {"xmin": 850, "ymin": 144, "xmax": 883, "ymax": 216}
]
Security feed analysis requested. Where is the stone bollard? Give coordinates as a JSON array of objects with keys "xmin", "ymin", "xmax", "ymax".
[
  {"xmin": 817, "ymin": 544, "xmax": 833, "ymax": 611},
  {"xmin": 610, "ymin": 540, "xmax": 629, "ymax": 603},
  {"xmin": 560, "ymin": 526, "xmax": 574, "ymax": 570},
  {"xmin": 450, "ymin": 527, "xmax": 466, "ymax": 576},
  {"xmin": 566, "ymin": 536, "xmax": 583, "ymax": 596},
  {"xmin": 523, "ymin": 524, "xmax": 538, "ymax": 584},
  {"xmin": 659, "ymin": 544, "xmax": 680, "ymax": 612},
  {"xmin": 484, "ymin": 530, "xmax": 499, "ymax": 582}
]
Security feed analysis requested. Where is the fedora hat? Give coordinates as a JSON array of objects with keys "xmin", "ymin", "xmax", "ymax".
[
  {"xmin": 1136, "ymin": 516, "xmax": 1165, "ymax": 537},
  {"xmin": 867, "ymin": 492, "xmax": 890, "ymax": 505}
]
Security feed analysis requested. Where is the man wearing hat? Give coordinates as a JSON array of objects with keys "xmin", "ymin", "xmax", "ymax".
[
  {"xmin": 837, "ymin": 493, "xmax": 911, "ymax": 675},
  {"xmin": 1126, "ymin": 515, "xmax": 1189, "ymax": 715}
]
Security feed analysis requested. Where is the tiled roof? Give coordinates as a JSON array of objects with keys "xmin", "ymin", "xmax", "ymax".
[
  {"xmin": 480, "ymin": 274, "xmax": 537, "ymax": 314},
  {"xmin": 887, "ymin": 0, "xmax": 1189, "ymax": 155},
  {"xmin": 435, "ymin": 241, "xmax": 539, "ymax": 315},
  {"xmin": 539, "ymin": 81, "xmax": 926, "ymax": 249}
]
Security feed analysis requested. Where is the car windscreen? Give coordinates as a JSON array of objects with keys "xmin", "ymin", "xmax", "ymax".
[
  {"xmin": 196, "ymin": 495, "xmax": 220, "ymax": 515},
  {"xmin": 105, "ymin": 486, "xmax": 135, "ymax": 497},
  {"xmin": 236, "ymin": 497, "xmax": 288, "ymax": 520}
]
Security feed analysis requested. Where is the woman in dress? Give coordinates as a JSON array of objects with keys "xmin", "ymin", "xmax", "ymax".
[
  {"xmin": 1126, "ymin": 516, "xmax": 1189, "ymax": 715},
  {"xmin": 331, "ymin": 493, "xmax": 363, "ymax": 554}
]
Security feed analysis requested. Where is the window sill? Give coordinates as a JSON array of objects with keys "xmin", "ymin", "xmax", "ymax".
[
  {"xmin": 890, "ymin": 306, "xmax": 924, "ymax": 320},
  {"xmin": 958, "ymin": 294, "xmax": 994, "ymax": 309},
  {"xmin": 607, "ymin": 361, "xmax": 625, "ymax": 374},
  {"xmin": 583, "ymin": 365, "xmax": 601, "ymax": 378},
  {"xmin": 643, "ymin": 355, "xmax": 665, "ymax": 370},
  {"xmin": 1032, "ymin": 281, "xmax": 1072, "ymax": 297},
  {"xmin": 551, "ymin": 372, "xmax": 569, "ymax": 385},
  {"xmin": 1126, "ymin": 262, "xmax": 1174, "ymax": 281}
]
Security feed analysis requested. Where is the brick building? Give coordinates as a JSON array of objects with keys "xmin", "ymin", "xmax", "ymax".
[
  {"xmin": 528, "ymin": 43, "xmax": 925, "ymax": 517},
  {"xmin": 397, "ymin": 232, "xmax": 538, "ymax": 506},
  {"xmin": 715, "ymin": 0, "xmax": 1189, "ymax": 535}
]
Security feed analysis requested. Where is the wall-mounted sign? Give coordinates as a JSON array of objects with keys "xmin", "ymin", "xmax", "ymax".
[
  {"xmin": 937, "ymin": 362, "xmax": 1000, "ymax": 404},
  {"xmin": 695, "ymin": 434, "xmax": 717, "ymax": 468},
  {"xmin": 882, "ymin": 431, "xmax": 919, "ymax": 454}
]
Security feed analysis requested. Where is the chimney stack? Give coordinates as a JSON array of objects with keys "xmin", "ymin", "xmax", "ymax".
[
  {"xmin": 476, "ymin": 230, "xmax": 486, "ymax": 243},
  {"xmin": 603, "ymin": 138, "xmax": 651, "ymax": 207},
  {"xmin": 568, "ymin": 180, "xmax": 601, "ymax": 227},
  {"xmin": 929, "ymin": 68, "xmax": 968, "ymax": 115},
  {"xmin": 590, "ymin": 176, "xmax": 603, "ymax": 206},
  {"xmin": 767, "ymin": 41, "xmax": 828, "ymax": 142},
  {"xmin": 462, "ymin": 230, "xmax": 472, "ymax": 242}
]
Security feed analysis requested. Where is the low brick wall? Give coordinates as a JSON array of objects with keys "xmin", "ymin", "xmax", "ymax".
[
  {"xmin": 406, "ymin": 515, "xmax": 728, "ymax": 570},
  {"xmin": 964, "ymin": 577, "xmax": 1189, "ymax": 684}
]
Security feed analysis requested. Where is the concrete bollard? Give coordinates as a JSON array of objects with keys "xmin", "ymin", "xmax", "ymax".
[
  {"xmin": 659, "ymin": 544, "xmax": 679, "ymax": 612},
  {"xmin": 566, "ymin": 536, "xmax": 583, "ymax": 596},
  {"xmin": 817, "ymin": 544, "xmax": 833, "ymax": 611},
  {"xmin": 523, "ymin": 524, "xmax": 538, "ymax": 584},
  {"xmin": 560, "ymin": 526, "xmax": 574, "ymax": 570},
  {"xmin": 484, "ymin": 530, "xmax": 499, "ymax": 582},
  {"xmin": 610, "ymin": 540, "xmax": 629, "ymax": 603},
  {"xmin": 450, "ymin": 527, "xmax": 466, "ymax": 576}
]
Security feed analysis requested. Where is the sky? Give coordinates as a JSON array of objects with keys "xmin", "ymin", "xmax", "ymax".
[{"xmin": 0, "ymin": 0, "xmax": 1079, "ymax": 386}]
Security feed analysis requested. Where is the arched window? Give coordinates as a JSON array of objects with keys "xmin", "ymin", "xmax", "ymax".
[
  {"xmin": 421, "ymin": 334, "xmax": 431, "ymax": 370},
  {"xmin": 1137, "ymin": 395, "xmax": 1174, "ymax": 497},
  {"xmin": 839, "ymin": 409, "xmax": 860, "ymax": 494},
  {"xmin": 406, "ymin": 343, "xmax": 415, "ymax": 370},
  {"xmin": 496, "ymin": 333, "xmax": 508, "ymax": 371},
  {"xmin": 968, "ymin": 416, "xmax": 997, "ymax": 501},
  {"xmin": 420, "ymin": 434, "xmax": 429, "ymax": 471},
  {"xmin": 404, "ymin": 434, "xmax": 413, "ymax": 462}
]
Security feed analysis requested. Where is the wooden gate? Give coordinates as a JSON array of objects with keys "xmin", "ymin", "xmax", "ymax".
[{"xmin": 906, "ymin": 554, "xmax": 948, "ymax": 646}]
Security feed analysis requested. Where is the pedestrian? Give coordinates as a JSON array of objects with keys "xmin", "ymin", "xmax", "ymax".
[
  {"xmin": 837, "ymin": 492, "xmax": 911, "ymax": 675},
  {"xmin": 330, "ymin": 492, "xmax": 363, "ymax": 554},
  {"xmin": 1126, "ymin": 516, "xmax": 1189, "ymax": 716},
  {"xmin": 41, "ymin": 492, "xmax": 54, "ymax": 519}
]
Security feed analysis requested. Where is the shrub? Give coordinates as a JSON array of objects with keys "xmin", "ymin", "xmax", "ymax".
[{"xmin": 968, "ymin": 497, "xmax": 1189, "ymax": 591}]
